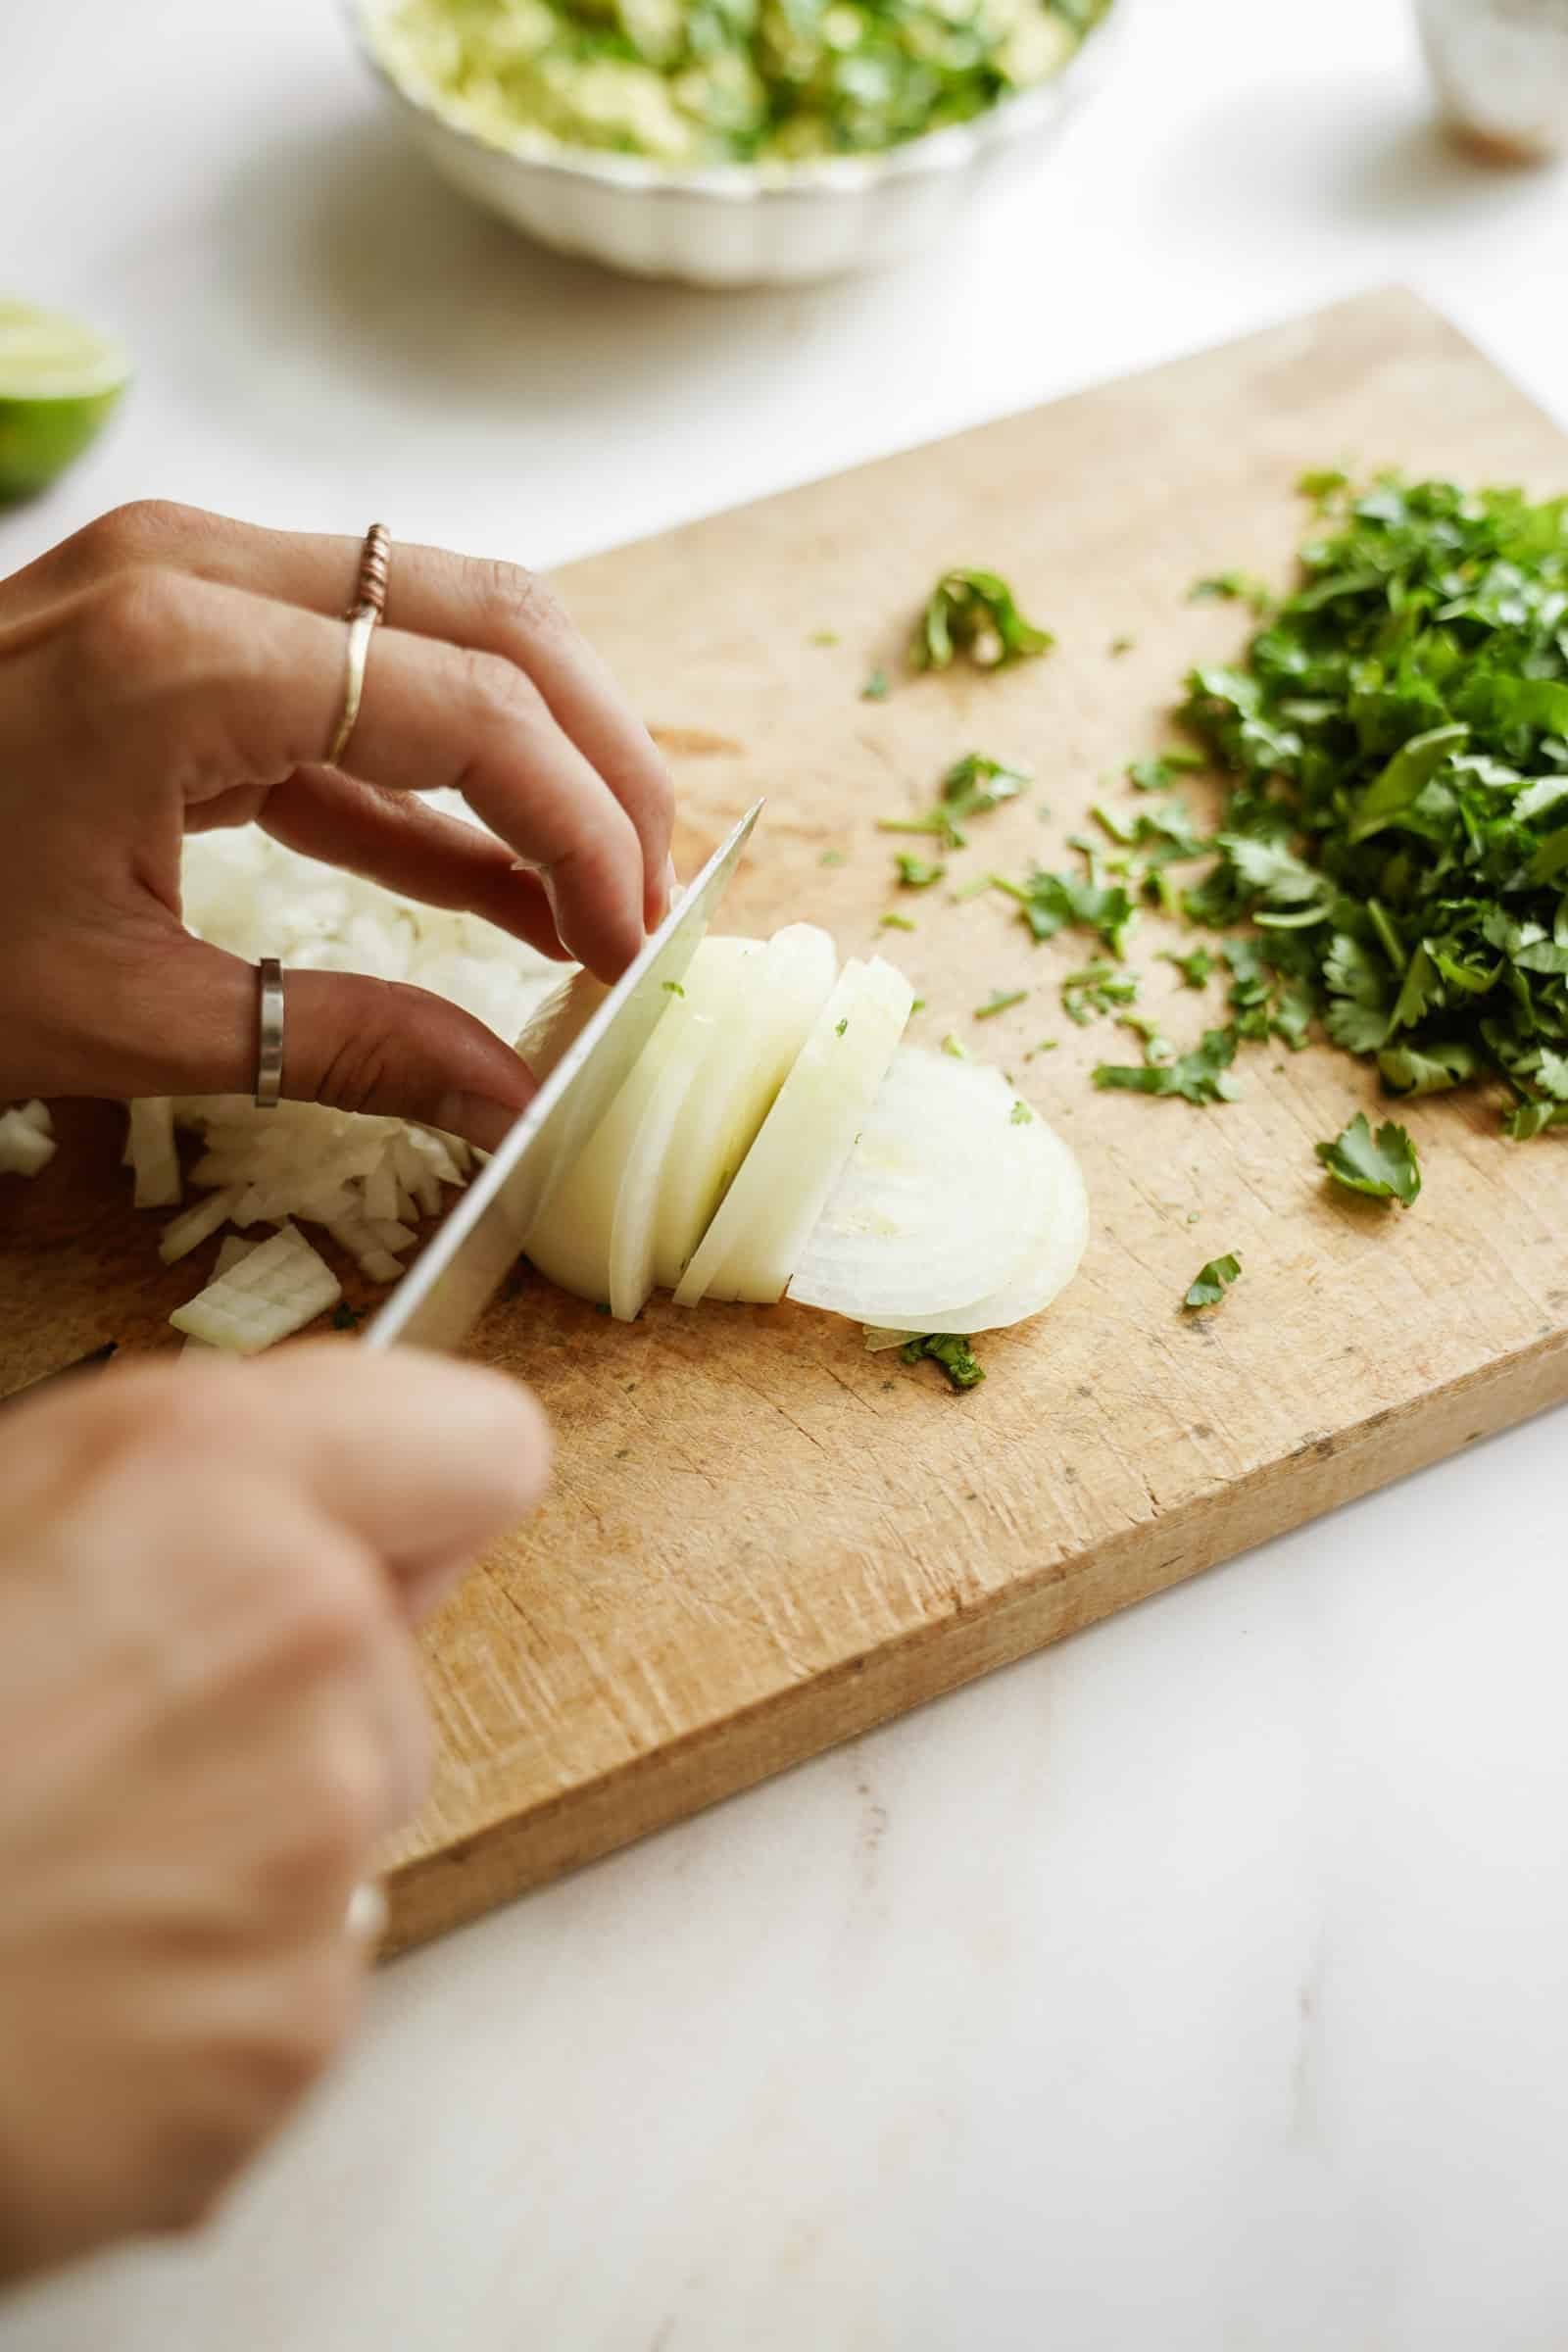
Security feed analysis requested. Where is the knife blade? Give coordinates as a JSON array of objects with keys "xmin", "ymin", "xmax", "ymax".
[{"xmin": 364, "ymin": 800, "xmax": 762, "ymax": 1357}]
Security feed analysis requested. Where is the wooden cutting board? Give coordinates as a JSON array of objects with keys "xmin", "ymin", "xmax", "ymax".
[{"xmin": 4, "ymin": 288, "xmax": 1567, "ymax": 1955}]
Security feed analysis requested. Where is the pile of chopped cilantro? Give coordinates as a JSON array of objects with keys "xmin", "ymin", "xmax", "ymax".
[{"xmin": 1154, "ymin": 473, "xmax": 1568, "ymax": 1139}]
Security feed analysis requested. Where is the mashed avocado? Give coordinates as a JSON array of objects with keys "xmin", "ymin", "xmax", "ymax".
[{"xmin": 366, "ymin": 0, "xmax": 1110, "ymax": 168}]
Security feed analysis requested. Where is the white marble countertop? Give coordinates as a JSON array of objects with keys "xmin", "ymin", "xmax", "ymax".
[{"xmin": 6, "ymin": 2, "xmax": 1568, "ymax": 2345}]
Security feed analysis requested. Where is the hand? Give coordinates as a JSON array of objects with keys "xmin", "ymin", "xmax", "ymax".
[
  {"xmin": 0, "ymin": 1344, "xmax": 549, "ymax": 2282},
  {"xmin": 0, "ymin": 501, "xmax": 674, "ymax": 1150}
]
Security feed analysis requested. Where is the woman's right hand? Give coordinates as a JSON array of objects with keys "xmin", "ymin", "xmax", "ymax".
[{"xmin": 0, "ymin": 1344, "xmax": 549, "ymax": 2285}]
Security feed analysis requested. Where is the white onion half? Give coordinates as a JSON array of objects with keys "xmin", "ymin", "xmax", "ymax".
[{"xmin": 673, "ymin": 956, "xmax": 913, "ymax": 1307}]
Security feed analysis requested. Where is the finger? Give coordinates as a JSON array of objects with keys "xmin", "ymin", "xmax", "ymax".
[
  {"xmin": 198, "ymin": 1346, "xmax": 552, "ymax": 1617},
  {"xmin": 258, "ymin": 766, "xmax": 569, "ymax": 961},
  {"xmin": 55, "ymin": 566, "xmax": 648, "ymax": 978},
  {"xmin": 54, "ymin": 930, "xmax": 536, "ymax": 1152},
  {"xmin": 34, "ymin": 503, "xmax": 676, "ymax": 930}
]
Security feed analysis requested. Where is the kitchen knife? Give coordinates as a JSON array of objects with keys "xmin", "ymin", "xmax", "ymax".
[{"xmin": 364, "ymin": 799, "xmax": 762, "ymax": 1356}]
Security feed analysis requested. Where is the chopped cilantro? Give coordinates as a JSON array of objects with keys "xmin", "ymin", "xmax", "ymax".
[
  {"xmin": 908, "ymin": 570, "xmax": 1054, "ymax": 673},
  {"xmin": 1183, "ymin": 1252, "xmax": 1242, "ymax": 1310},
  {"xmin": 1061, "ymin": 959, "xmax": 1139, "ymax": 1025},
  {"xmin": 1127, "ymin": 749, "xmax": 1205, "ymax": 792},
  {"xmin": 1163, "ymin": 944, "xmax": 1215, "ymax": 988},
  {"xmin": 900, "ymin": 1332, "xmax": 985, "ymax": 1391},
  {"xmin": 1297, "ymin": 466, "xmax": 1349, "ymax": 506},
  {"xmin": 1190, "ymin": 570, "xmax": 1273, "ymax": 616},
  {"xmin": 895, "ymin": 852, "xmax": 945, "ymax": 888},
  {"xmin": 1109, "ymin": 634, "xmax": 1136, "ymax": 657},
  {"xmin": 994, "ymin": 868, "xmax": 1137, "ymax": 956},
  {"xmin": 1165, "ymin": 472, "xmax": 1568, "ymax": 1133},
  {"xmin": 879, "ymin": 910, "xmax": 916, "ymax": 931},
  {"xmin": 662, "ymin": 980, "xmax": 684, "ymax": 997},
  {"xmin": 1024, "ymin": 1039, "xmax": 1059, "ymax": 1058},
  {"xmin": 331, "ymin": 1301, "xmax": 365, "ymax": 1331},
  {"xmin": 1315, "ymin": 1112, "xmax": 1421, "ymax": 1204},
  {"xmin": 909, "ymin": 996, "xmax": 927, "ymax": 1013},
  {"xmin": 1093, "ymin": 1024, "xmax": 1242, "ymax": 1105},
  {"xmin": 860, "ymin": 667, "xmax": 890, "ymax": 702},
  {"xmin": 1009, "ymin": 1099, "xmax": 1034, "ymax": 1124},
  {"xmin": 834, "ymin": 1017, "xmax": 849, "ymax": 1037},
  {"xmin": 877, "ymin": 751, "xmax": 1030, "ymax": 853},
  {"xmin": 1117, "ymin": 1010, "xmax": 1173, "ymax": 1063},
  {"xmin": 941, "ymin": 1033, "xmax": 969, "ymax": 1058},
  {"xmin": 975, "ymin": 988, "xmax": 1028, "ymax": 1019}
]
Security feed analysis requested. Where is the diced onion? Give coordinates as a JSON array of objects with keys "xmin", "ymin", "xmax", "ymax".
[
  {"xmin": 170, "ymin": 1222, "xmax": 341, "ymax": 1352},
  {"xmin": 126, "ymin": 1098, "xmax": 181, "ymax": 1208},
  {"xmin": 0, "ymin": 1102, "xmax": 55, "ymax": 1177}
]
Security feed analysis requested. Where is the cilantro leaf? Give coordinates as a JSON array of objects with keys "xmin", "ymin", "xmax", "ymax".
[
  {"xmin": 1190, "ymin": 571, "xmax": 1273, "ymax": 615},
  {"xmin": 1183, "ymin": 1252, "xmax": 1242, "ymax": 1310},
  {"xmin": 908, "ymin": 570, "xmax": 1054, "ymax": 673},
  {"xmin": 895, "ymin": 853, "xmax": 945, "ymax": 888},
  {"xmin": 1094, "ymin": 1024, "xmax": 1241, "ymax": 1105},
  {"xmin": 900, "ymin": 1333, "xmax": 986, "ymax": 1391},
  {"xmin": 1315, "ymin": 1112, "xmax": 1421, "ymax": 1204}
]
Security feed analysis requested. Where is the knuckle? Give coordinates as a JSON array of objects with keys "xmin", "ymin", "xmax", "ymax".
[
  {"xmin": 76, "ymin": 497, "xmax": 196, "ymax": 570},
  {"xmin": 460, "ymin": 644, "xmax": 543, "ymax": 736},
  {"xmin": 476, "ymin": 555, "xmax": 560, "ymax": 642},
  {"xmin": 72, "ymin": 563, "xmax": 201, "ymax": 680}
]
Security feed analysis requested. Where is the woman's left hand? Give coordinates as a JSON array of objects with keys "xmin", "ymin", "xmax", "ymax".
[{"xmin": 0, "ymin": 501, "xmax": 675, "ymax": 1150}]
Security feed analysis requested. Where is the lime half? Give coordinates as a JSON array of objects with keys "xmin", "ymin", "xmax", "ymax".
[{"xmin": 0, "ymin": 301, "xmax": 130, "ymax": 503}]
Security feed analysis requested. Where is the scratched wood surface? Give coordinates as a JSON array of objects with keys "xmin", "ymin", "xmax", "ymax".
[{"xmin": 4, "ymin": 289, "xmax": 1568, "ymax": 1955}]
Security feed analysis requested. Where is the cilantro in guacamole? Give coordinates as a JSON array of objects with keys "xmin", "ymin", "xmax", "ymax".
[{"xmin": 368, "ymin": 0, "xmax": 1110, "ymax": 170}]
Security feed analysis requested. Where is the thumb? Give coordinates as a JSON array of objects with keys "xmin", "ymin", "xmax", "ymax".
[{"xmin": 99, "ymin": 940, "xmax": 535, "ymax": 1152}]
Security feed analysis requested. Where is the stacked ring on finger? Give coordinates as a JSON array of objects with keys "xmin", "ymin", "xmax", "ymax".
[{"xmin": 325, "ymin": 522, "xmax": 390, "ymax": 769}]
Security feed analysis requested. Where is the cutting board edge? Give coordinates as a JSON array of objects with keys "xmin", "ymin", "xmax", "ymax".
[{"xmin": 380, "ymin": 1321, "xmax": 1568, "ymax": 1957}]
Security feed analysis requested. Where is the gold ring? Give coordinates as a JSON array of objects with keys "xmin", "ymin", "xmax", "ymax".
[{"xmin": 325, "ymin": 522, "xmax": 390, "ymax": 768}]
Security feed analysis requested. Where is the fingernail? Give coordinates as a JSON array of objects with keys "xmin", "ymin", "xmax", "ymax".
[{"xmin": 435, "ymin": 1093, "xmax": 527, "ymax": 1154}]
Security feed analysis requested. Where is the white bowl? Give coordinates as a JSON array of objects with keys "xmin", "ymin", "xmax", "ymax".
[{"xmin": 346, "ymin": 2, "xmax": 1123, "ymax": 288}]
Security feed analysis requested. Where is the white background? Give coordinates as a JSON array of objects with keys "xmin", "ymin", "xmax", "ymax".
[{"xmin": 5, "ymin": 2, "xmax": 1568, "ymax": 2346}]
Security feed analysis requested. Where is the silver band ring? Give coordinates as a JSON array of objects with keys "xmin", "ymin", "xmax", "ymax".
[
  {"xmin": 255, "ymin": 957, "xmax": 284, "ymax": 1110},
  {"xmin": 324, "ymin": 521, "xmax": 390, "ymax": 769}
]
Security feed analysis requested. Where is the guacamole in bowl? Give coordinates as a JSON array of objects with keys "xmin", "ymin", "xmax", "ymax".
[{"xmin": 363, "ymin": 0, "xmax": 1113, "ymax": 171}]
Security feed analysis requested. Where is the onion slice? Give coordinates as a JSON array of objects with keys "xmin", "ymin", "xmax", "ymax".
[
  {"xmin": 525, "ymin": 938, "xmax": 761, "ymax": 1315},
  {"xmin": 650, "ymin": 924, "xmax": 837, "ymax": 1292},
  {"xmin": 673, "ymin": 956, "xmax": 913, "ymax": 1307},
  {"xmin": 788, "ymin": 1048, "xmax": 1087, "ymax": 1334}
]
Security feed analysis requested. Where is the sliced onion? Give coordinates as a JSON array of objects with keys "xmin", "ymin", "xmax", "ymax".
[
  {"xmin": 170, "ymin": 1222, "xmax": 340, "ymax": 1352},
  {"xmin": 673, "ymin": 956, "xmax": 913, "ymax": 1307},
  {"xmin": 789, "ymin": 1048, "xmax": 1087, "ymax": 1334},
  {"xmin": 525, "ymin": 938, "xmax": 760, "ymax": 1314},
  {"xmin": 788, "ymin": 1048, "xmax": 1049, "ymax": 1326},
  {"xmin": 650, "ymin": 924, "xmax": 837, "ymax": 1292}
]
